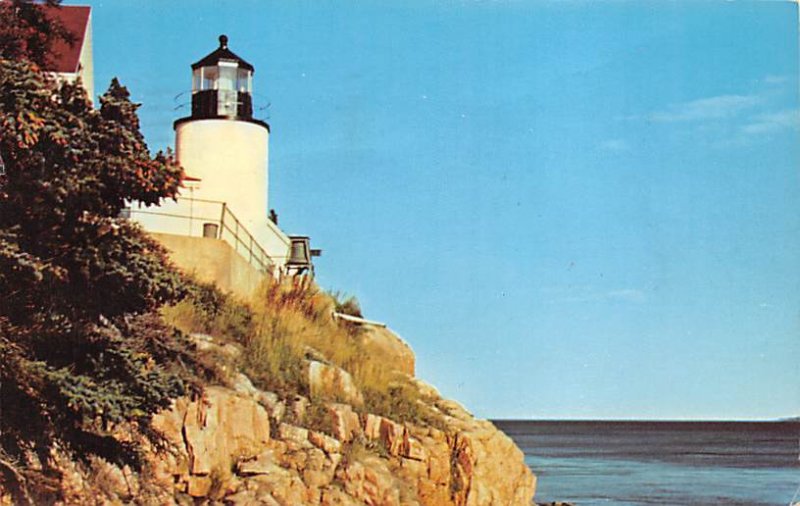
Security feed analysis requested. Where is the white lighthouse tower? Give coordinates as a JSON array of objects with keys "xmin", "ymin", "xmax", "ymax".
[{"xmin": 174, "ymin": 35, "xmax": 270, "ymax": 234}]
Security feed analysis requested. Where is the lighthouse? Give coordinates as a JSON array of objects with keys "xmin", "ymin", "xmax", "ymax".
[
  {"xmin": 129, "ymin": 35, "xmax": 317, "ymax": 296},
  {"xmin": 174, "ymin": 35, "xmax": 270, "ymax": 237}
]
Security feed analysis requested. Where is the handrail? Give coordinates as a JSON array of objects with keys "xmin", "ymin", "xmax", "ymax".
[{"xmin": 126, "ymin": 197, "xmax": 276, "ymax": 275}]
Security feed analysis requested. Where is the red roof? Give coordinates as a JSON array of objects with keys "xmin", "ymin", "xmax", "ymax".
[{"xmin": 42, "ymin": 5, "xmax": 91, "ymax": 73}]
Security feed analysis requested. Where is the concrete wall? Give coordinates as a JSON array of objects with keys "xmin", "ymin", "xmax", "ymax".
[
  {"xmin": 152, "ymin": 232, "xmax": 265, "ymax": 300},
  {"xmin": 131, "ymin": 198, "xmax": 224, "ymax": 238}
]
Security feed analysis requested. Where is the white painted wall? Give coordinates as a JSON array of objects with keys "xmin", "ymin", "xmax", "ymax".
[
  {"xmin": 130, "ymin": 196, "xmax": 291, "ymax": 272},
  {"xmin": 79, "ymin": 11, "xmax": 94, "ymax": 104},
  {"xmin": 175, "ymin": 119, "xmax": 269, "ymax": 231}
]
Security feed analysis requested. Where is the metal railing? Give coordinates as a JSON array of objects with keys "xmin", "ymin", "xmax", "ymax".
[{"xmin": 126, "ymin": 197, "xmax": 275, "ymax": 275}]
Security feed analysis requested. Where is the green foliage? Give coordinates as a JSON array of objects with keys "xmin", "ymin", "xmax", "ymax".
[
  {"xmin": 0, "ymin": 6, "xmax": 444, "ymax": 500},
  {"xmin": 0, "ymin": 60, "xmax": 185, "ymax": 322},
  {"xmin": 0, "ymin": 25, "xmax": 200, "ymax": 493},
  {"xmin": 0, "ymin": 315, "xmax": 215, "ymax": 465}
]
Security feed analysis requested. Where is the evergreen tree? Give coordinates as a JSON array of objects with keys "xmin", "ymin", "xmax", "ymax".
[
  {"xmin": 0, "ymin": 8, "xmax": 212, "ymax": 498},
  {"xmin": 0, "ymin": 61, "xmax": 184, "ymax": 321}
]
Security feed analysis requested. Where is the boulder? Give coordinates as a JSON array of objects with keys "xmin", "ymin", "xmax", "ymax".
[
  {"xmin": 308, "ymin": 430, "xmax": 342, "ymax": 455},
  {"xmin": 308, "ymin": 360, "xmax": 364, "ymax": 406},
  {"xmin": 379, "ymin": 417, "xmax": 406, "ymax": 456},
  {"xmin": 441, "ymin": 407, "xmax": 536, "ymax": 506},
  {"xmin": 258, "ymin": 390, "xmax": 286, "ymax": 422},
  {"xmin": 328, "ymin": 403, "xmax": 361, "ymax": 442},
  {"xmin": 301, "ymin": 448, "xmax": 336, "ymax": 488},
  {"xmin": 339, "ymin": 455, "xmax": 402, "ymax": 506},
  {"xmin": 362, "ymin": 413, "xmax": 383, "ymax": 441},
  {"xmin": 321, "ymin": 487, "xmax": 363, "ymax": 506},
  {"xmin": 231, "ymin": 372, "xmax": 260, "ymax": 399},
  {"xmin": 289, "ymin": 395, "xmax": 310, "ymax": 421},
  {"xmin": 402, "ymin": 436, "xmax": 427, "ymax": 462},
  {"xmin": 182, "ymin": 387, "xmax": 271, "ymax": 476},
  {"xmin": 237, "ymin": 450, "xmax": 279, "ymax": 476},
  {"xmin": 361, "ymin": 327, "xmax": 416, "ymax": 377},
  {"xmin": 144, "ymin": 341, "xmax": 535, "ymax": 505},
  {"xmin": 278, "ymin": 423, "xmax": 312, "ymax": 448},
  {"xmin": 189, "ymin": 333, "xmax": 242, "ymax": 362},
  {"xmin": 186, "ymin": 475, "xmax": 212, "ymax": 497},
  {"xmin": 151, "ymin": 385, "xmax": 271, "ymax": 498}
]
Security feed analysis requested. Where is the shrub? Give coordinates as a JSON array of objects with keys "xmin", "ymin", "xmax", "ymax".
[
  {"xmin": 0, "ymin": 314, "xmax": 217, "ymax": 470},
  {"xmin": 329, "ymin": 290, "xmax": 363, "ymax": 318},
  {"xmin": 240, "ymin": 314, "xmax": 307, "ymax": 398},
  {"xmin": 303, "ymin": 398, "xmax": 333, "ymax": 435},
  {"xmin": 355, "ymin": 362, "xmax": 445, "ymax": 430}
]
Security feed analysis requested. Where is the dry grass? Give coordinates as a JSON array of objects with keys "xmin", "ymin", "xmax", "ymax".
[
  {"xmin": 250, "ymin": 277, "xmax": 444, "ymax": 428},
  {"xmin": 245, "ymin": 276, "xmax": 366, "ymax": 384},
  {"xmin": 163, "ymin": 275, "xmax": 443, "ymax": 428},
  {"xmin": 161, "ymin": 280, "xmax": 252, "ymax": 342}
]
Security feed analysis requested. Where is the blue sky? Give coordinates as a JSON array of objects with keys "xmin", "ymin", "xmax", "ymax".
[{"xmin": 77, "ymin": 0, "xmax": 798, "ymax": 420}]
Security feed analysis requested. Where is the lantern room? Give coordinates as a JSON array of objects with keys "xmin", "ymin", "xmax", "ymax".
[{"xmin": 190, "ymin": 35, "xmax": 254, "ymax": 119}]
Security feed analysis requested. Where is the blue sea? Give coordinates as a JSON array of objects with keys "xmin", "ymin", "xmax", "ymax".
[{"xmin": 494, "ymin": 420, "xmax": 800, "ymax": 506}]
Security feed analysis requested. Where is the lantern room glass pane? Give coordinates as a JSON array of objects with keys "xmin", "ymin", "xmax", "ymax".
[
  {"xmin": 236, "ymin": 69, "xmax": 252, "ymax": 93},
  {"xmin": 192, "ymin": 68, "xmax": 202, "ymax": 92},
  {"xmin": 200, "ymin": 66, "xmax": 218, "ymax": 90},
  {"xmin": 217, "ymin": 65, "xmax": 236, "ymax": 92}
]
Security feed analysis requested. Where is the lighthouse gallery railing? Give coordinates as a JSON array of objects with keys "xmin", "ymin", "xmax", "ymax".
[{"xmin": 125, "ymin": 197, "xmax": 276, "ymax": 275}]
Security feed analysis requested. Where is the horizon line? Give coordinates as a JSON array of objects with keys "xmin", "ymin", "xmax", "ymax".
[{"xmin": 490, "ymin": 417, "xmax": 800, "ymax": 423}]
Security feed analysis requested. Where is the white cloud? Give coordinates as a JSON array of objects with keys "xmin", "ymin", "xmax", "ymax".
[
  {"xmin": 741, "ymin": 109, "xmax": 800, "ymax": 136},
  {"xmin": 762, "ymin": 74, "xmax": 789, "ymax": 85},
  {"xmin": 599, "ymin": 139, "xmax": 631, "ymax": 152},
  {"xmin": 634, "ymin": 80, "xmax": 795, "ymax": 147},
  {"xmin": 648, "ymin": 94, "xmax": 762, "ymax": 123}
]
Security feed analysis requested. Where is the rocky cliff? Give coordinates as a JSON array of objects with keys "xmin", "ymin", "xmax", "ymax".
[{"xmin": 30, "ymin": 328, "xmax": 535, "ymax": 505}]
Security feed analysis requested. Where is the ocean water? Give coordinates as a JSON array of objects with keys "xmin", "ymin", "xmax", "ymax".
[{"xmin": 494, "ymin": 420, "xmax": 800, "ymax": 506}]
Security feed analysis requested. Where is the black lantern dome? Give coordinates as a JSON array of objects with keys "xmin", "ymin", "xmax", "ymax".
[{"xmin": 189, "ymin": 35, "xmax": 255, "ymax": 120}]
